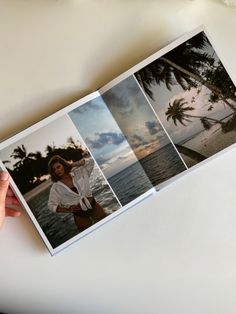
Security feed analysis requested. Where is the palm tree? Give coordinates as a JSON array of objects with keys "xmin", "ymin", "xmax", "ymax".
[
  {"xmin": 135, "ymin": 32, "xmax": 236, "ymax": 112},
  {"xmin": 45, "ymin": 144, "xmax": 56, "ymax": 158},
  {"xmin": 31, "ymin": 151, "xmax": 43, "ymax": 160},
  {"xmin": 10, "ymin": 144, "xmax": 35, "ymax": 168},
  {"xmin": 159, "ymin": 56, "xmax": 236, "ymax": 112},
  {"xmin": 30, "ymin": 151, "xmax": 47, "ymax": 178},
  {"xmin": 2, "ymin": 160, "xmax": 10, "ymax": 165},
  {"xmin": 67, "ymin": 136, "xmax": 83, "ymax": 149},
  {"xmin": 165, "ymin": 98, "xmax": 225, "ymax": 129},
  {"xmin": 203, "ymin": 60, "xmax": 236, "ymax": 104}
]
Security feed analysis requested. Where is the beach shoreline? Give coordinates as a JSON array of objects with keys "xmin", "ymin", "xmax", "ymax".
[
  {"xmin": 24, "ymin": 179, "xmax": 52, "ymax": 202},
  {"xmin": 178, "ymin": 123, "xmax": 236, "ymax": 167}
]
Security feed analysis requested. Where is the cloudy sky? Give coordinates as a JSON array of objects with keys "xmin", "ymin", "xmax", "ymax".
[
  {"xmin": 101, "ymin": 76, "xmax": 172, "ymax": 159},
  {"xmin": 68, "ymin": 96, "xmax": 140, "ymax": 178}
]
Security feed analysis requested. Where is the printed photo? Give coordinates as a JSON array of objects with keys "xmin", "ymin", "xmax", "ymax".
[
  {"xmin": 68, "ymin": 96, "xmax": 154, "ymax": 206},
  {"xmin": 135, "ymin": 31, "xmax": 236, "ymax": 167},
  {"xmin": 101, "ymin": 76, "xmax": 187, "ymax": 185},
  {"xmin": 0, "ymin": 115, "xmax": 120, "ymax": 251}
]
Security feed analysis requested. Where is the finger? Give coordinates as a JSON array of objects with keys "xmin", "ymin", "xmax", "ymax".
[
  {"xmin": 6, "ymin": 186, "xmax": 21, "ymax": 206},
  {"xmin": 6, "ymin": 187, "xmax": 15, "ymax": 197},
  {"xmin": 5, "ymin": 207, "xmax": 21, "ymax": 217},
  {"xmin": 0, "ymin": 172, "xmax": 9, "ymax": 203},
  {"xmin": 5, "ymin": 196, "xmax": 20, "ymax": 206},
  {"xmin": 0, "ymin": 172, "xmax": 10, "ymax": 228},
  {"xmin": 6, "ymin": 204, "xmax": 22, "ymax": 212}
]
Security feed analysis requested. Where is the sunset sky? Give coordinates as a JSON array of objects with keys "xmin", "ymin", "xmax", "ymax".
[{"xmin": 101, "ymin": 76, "xmax": 172, "ymax": 159}]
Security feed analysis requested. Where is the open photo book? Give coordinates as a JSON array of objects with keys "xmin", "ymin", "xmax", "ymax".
[{"xmin": 1, "ymin": 25, "xmax": 236, "ymax": 255}]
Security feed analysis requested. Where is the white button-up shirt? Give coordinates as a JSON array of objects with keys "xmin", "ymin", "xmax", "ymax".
[{"xmin": 48, "ymin": 158, "xmax": 95, "ymax": 212}]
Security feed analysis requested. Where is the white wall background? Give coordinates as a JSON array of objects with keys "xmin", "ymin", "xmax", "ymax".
[{"xmin": 1, "ymin": 1, "xmax": 236, "ymax": 313}]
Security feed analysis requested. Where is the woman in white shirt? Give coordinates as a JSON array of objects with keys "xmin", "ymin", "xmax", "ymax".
[{"xmin": 48, "ymin": 155, "xmax": 106, "ymax": 231}]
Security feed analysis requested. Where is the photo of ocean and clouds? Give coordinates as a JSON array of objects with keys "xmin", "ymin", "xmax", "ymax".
[
  {"xmin": 0, "ymin": 115, "xmax": 120, "ymax": 249},
  {"xmin": 68, "ymin": 96, "xmax": 154, "ymax": 206},
  {"xmin": 135, "ymin": 31, "xmax": 236, "ymax": 167}
]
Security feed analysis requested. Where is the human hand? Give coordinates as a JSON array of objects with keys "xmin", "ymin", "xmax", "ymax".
[
  {"xmin": 69, "ymin": 159, "xmax": 85, "ymax": 168},
  {"xmin": 77, "ymin": 158, "xmax": 85, "ymax": 167},
  {"xmin": 0, "ymin": 172, "xmax": 21, "ymax": 228}
]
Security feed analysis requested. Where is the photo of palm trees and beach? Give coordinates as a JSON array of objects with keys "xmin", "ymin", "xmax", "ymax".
[
  {"xmin": 135, "ymin": 31, "xmax": 236, "ymax": 167},
  {"xmin": 0, "ymin": 115, "xmax": 120, "ymax": 249}
]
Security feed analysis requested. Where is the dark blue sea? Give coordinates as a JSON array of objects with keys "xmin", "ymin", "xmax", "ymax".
[
  {"xmin": 108, "ymin": 143, "xmax": 186, "ymax": 205},
  {"xmin": 27, "ymin": 167, "xmax": 120, "ymax": 249},
  {"xmin": 139, "ymin": 143, "xmax": 187, "ymax": 186},
  {"xmin": 108, "ymin": 161, "xmax": 153, "ymax": 206}
]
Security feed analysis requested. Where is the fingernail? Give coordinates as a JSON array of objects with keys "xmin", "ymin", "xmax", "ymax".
[{"xmin": 0, "ymin": 172, "xmax": 9, "ymax": 181}]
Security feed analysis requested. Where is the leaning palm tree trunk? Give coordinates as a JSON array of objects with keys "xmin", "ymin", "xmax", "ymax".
[
  {"xmin": 186, "ymin": 114, "xmax": 225, "ymax": 126},
  {"xmin": 160, "ymin": 56, "xmax": 236, "ymax": 112}
]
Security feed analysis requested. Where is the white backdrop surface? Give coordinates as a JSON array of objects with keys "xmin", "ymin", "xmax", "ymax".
[{"xmin": 1, "ymin": 1, "xmax": 236, "ymax": 313}]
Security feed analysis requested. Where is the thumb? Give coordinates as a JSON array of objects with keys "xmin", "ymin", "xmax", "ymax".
[{"xmin": 0, "ymin": 172, "xmax": 10, "ymax": 228}]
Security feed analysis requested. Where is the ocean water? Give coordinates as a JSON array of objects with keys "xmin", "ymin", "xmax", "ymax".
[
  {"xmin": 139, "ymin": 143, "xmax": 187, "ymax": 186},
  {"xmin": 27, "ymin": 166, "xmax": 120, "ymax": 249},
  {"xmin": 108, "ymin": 143, "xmax": 186, "ymax": 205},
  {"xmin": 108, "ymin": 161, "xmax": 153, "ymax": 206}
]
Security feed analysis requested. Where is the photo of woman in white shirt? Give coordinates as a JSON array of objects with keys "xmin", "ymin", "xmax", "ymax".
[{"xmin": 48, "ymin": 155, "xmax": 106, "ymax": 231}]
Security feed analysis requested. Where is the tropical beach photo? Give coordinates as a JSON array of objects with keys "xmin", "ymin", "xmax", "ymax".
[
  {"xmin": 0, "ymin": 115, "xmax": 120, "ymax": 249},
  {"xmin": 68, "ymin": 96, "xmax": 154, "ymax": 205},
  {"xmin": 135, "ymin": 31, "xmax": 236, "ymax": 167},
  {"xmin": 101, "ymin": 76, "xmax": 187, "ymax": 186}
]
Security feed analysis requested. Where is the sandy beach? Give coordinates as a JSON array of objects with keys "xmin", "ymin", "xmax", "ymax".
[{"xmin": 179, "ymin": 123, "xmax": 236, "ymax": 167}]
